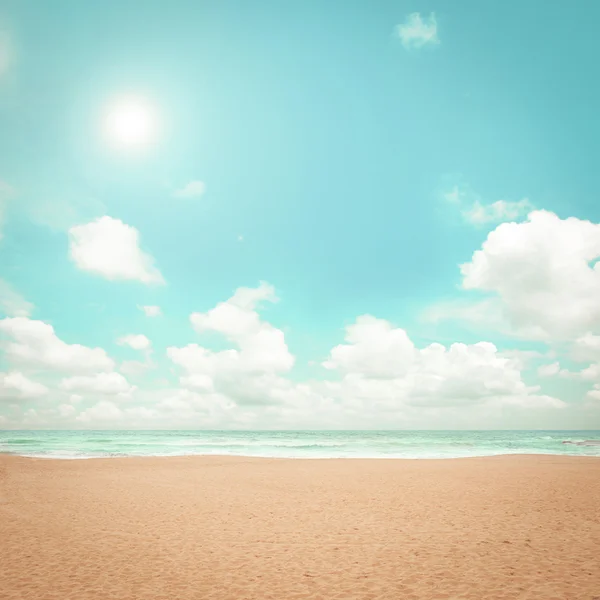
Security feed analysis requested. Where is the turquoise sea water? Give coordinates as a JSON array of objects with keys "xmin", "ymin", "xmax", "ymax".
[{"xmin": 1, "ymin": 430, "xmax": 600, "ymax": 459}]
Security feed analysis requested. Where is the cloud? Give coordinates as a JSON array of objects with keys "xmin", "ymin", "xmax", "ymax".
[
  {"xmin": 57, "ymin": 404, "xmax": 76, "ymax": 418},
  {"xmin": 76, "ymin": 400, "xmax": 123, "ymax": 423},
  {"xmin": 0, "ymin": 180, "xmax": 15, "ymax": 239},
  {"xmin": 188, "ymin": 281, "xmax": 293, "ymax": 373},
  {"xmin": 537, "ymin": 362, "xmax": 560, "ymax": 377},
  {"xmin": 119, "ymin": 359, "xmax": 154, "ymax": 378},
  {"xmin": 117, "ymin": 334, "xmax": 151, "ymax": 351},
  {"xmin": 460, "ymin": 211, "xmax": 600, "ymax": 341},
  {"xmin": 25, "ymin": 194, "xmax": 106, "ymax": 232},
  {"xmin": 168, "ymin": 282, "xmax": 294, "ymax": 405},
  {"xmin": 322, "ymin": 315, "xmax": 562, "ymax": 409},
  {"xmin": 69, "ymin": 216, "xmax": 164, "ymax": 284},
  {"xmin": 0, "ymin": 317, "xmax": 115, "ymax": 372},
  {"xmin": 396, "ymin": 12, "xmax": 439, "ymax": 50},
  {"xmin": 0, "ymin": 372, "xmax": 48, "ymax": 400},
  {"xmin": 464, "ymin": 199, "xmax": 534, "ymax": 225},
  {"xmin": 172, "ymin": 180, "xmax": 206, "ymax": 199},
  {"xmin": 324, "ymin": 315, "xmax": 415, "ymax": 378},
  {"xmin": 166, "ymin": 290, "xmax": 562, "ymax": 418},
  {"xmin": 60, "ymin": 372, "xmax": 135, "ymax": 395},
  {"xmin": 443, "ymin": 184, "xmax": 533, "ymax": 226},
  {"xmin": 0, "ymin": 282, "xmax": 574, "ymax": 428},
  {"xmin": 572, "ymin": 333, "xmax": 600, "ymax": 362},
  {"xmin": 0, "ymin": 279, "xmax": 33, "ymax": 317},
  {"xmin": 139, "ymin": 305, "xmax": 161, "ymax": 317}
]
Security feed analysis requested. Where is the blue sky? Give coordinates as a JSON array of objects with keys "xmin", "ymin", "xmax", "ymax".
[{"xmin": 1, "ymin": 0, "xmax": 600, "ymax": 429}]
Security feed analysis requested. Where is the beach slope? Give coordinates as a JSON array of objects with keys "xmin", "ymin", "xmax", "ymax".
[{"xmin": 1, "ymin": 454, "xmax": 599, "ymax": 599}]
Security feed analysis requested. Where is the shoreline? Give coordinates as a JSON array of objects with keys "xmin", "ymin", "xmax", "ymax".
[{"xmin": 3, "ymin": 451, "xmax": 600, "ymax": 462}]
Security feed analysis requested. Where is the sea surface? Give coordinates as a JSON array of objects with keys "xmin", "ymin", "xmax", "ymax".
[{"xmin": 1, "ymin": 430, "xmax": 600, "ymax": 459}]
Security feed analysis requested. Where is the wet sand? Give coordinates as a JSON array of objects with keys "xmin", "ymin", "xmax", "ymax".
[{"xmin": 1, "ymin": 454, "xmax": 599, "ymax": 600}]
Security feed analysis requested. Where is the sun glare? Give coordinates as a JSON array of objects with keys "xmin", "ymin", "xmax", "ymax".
[{"xmin": 103, "ymin": 95, "xmax": 159, "ymax": 150}]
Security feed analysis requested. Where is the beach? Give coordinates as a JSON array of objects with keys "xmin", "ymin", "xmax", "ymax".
[{"xmin": 1, "ymin": 455, "xmax": 599, "ymax": 600}]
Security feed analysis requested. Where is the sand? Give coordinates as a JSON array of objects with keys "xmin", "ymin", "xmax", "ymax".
[{"xmin": 1, "ymin": 455, "xmax": 599, "ymax": 600}]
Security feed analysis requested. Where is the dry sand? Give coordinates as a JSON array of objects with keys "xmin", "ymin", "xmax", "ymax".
[{"xmin": 1, "ymin": 454, "xmax": 599, "ymax": 600}]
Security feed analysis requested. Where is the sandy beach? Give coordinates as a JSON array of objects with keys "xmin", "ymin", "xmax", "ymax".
[{"xmin": 1, "ymin": 455, "xmax": 599, "ymax": 600}]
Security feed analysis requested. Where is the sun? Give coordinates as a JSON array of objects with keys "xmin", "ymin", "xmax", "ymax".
[{"xmin": 103, "ymin": 95, "xmax": 159, "ymax": 150}]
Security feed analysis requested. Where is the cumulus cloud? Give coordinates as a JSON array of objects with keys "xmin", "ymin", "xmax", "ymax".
[
  {"xmin": 117, "ymin": 334, "xmax": 151, "ymax": 351},
  {"xmin": 60, "ymin": 372, "xmax": 135, "ymax": 395},
  {"xmin": 139, "ymin": 305, "xmax": 161, "ymax": 317},
  {"xmin": 0, "ymin": 372, "xmax": 48, "ymax": 400},
  {"xmin": 323, "ymin": 316, "xmax": 562, "ymax": 410},
  {"xmin": 188, "ymin": 281, "xmax": 293, "ymax": 373},
  {"xmin": 460, "ymin": 211, "xmax": 600, "ymax": 341},
  {"xmin": 324, "ymin": 315, "xmax": 415, "ymax": 378},
  {"xmin": 0, "ymin": 317, "xmax": 114, "ymax": 372},
  {"xmin": 69, "ymin": 216, "xmax": 164, "ymax": 284},
  {"xmin": 0, "ymin": 279, "xmax": 34, "ymax": 317},
  {"xmin": 76, "ymin": 400, "xmax": 123, "ymax": 423},
  {"xmin": 168, "ymin": 282, "xmax": 294, "ymax": 405},
  {"xmin": 396, "ymin": 12, "xmax": 439, "ymax": 50},
  {"xmin": 172, "ymin": 180, "xmax": 206, "ymax": 199}
]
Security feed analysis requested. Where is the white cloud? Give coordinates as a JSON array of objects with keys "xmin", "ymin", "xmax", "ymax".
[
  {"xmin": 443, "ymin": 184, "xmax": 533, "ymax": 226},
  {"xmin": 76, "ymin": 400, "xmax": 123, "ymax": 423},
  {"xmin": 189, "ymin": 281, "xmax": 293, "ymax": 373},
  {"xmin": 0, "ymin": 317, "xmax": 114, "ymax": 372},
  {"xmin": 57, "ymin": 404, "xmax": 76, "ymax": 418},
  {"xmin": 60, "ymin": 372, "xmax": 134, "ymax": 396},
  {"xmin": 172, "ymin": 180, "xmax": 206, "ymax": 199},
  {"xmin": 322, "ymin": 316, "xmax": 562, "ymax": 410},
  {"xmin": 464, "ymin": 198, "xmax": 534, "ymax": 225},
  {"xmin": 25, "ymin": 194, "xmax": 106, "ymax": 232},
  {"xmin": 396, "ymin": 12, "xmax": 439, "ymax": 50},
  {"xmin": 119, "ymin": 359, "xmax": 154, "ymax": 378},
  {"xmin": 572, "ymin": 333, "xmax": 600, "ymax": 362},
  {"xmin": 0, "ymin": 279, "xmax": 33, "ymax": 317},
  {"xmin": 117, "ymin": 334, "xmax": 151, "ymax": 351},
  {"xmin": 0, "ymin": 372, "xmax": 48, "ymax": 400},
  {"xmin": 139, "ymin": 305, "xmax": 161, "ymax": 317},
  {"xmin": 69, "ymin": 216, "xmax": 164, "ymax": 284},
  {"xmin": 537, "ymin": 362, "xmax": 560, "ymax": 377},
  {"xmin": 168, "ymin": 282, "xmax": 294, "ymax": 405},
  {"xmin": 324, "ymin": 315, "xmax": 415, "ymax": 378},
  {"xmin": 460, "ymin": 211, "xmax": 600, "ymax": 341}
]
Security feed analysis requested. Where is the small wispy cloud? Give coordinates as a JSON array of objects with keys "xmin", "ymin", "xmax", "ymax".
[
  {"xmin": 139, "ymin": 305, "xmax": 161, "ymax": 317},
  {"xmin": 396, "ymin": 12, "xmax": 439, "ymax": 50},
  {"xmin": 464, "ymin": 198, "xmax": 534, "ymax": 225},
  {"xmin": 0, "ymin": 278, "xmax": 33, "ymax": 317},
  {"xmin": 172, "ymin": 180, "xmax": 206, "ymax": 199},
  {"xmin": 0, "ymin": 180, "xmax": 15, "ymax": 240},
  {"xmin": 442, "ymin": 183, "xmax": 533, "ymax": 226}
]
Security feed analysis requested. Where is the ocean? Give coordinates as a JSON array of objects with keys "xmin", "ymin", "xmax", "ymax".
[{"xmin": 1, "ymin": 430, "xmax": 600, "ymax": 459}]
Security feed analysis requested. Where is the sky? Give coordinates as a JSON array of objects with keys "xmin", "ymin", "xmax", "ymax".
[{"xmin": 1, "ymin": 0, "xmax": 600, "ymax": 430}]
